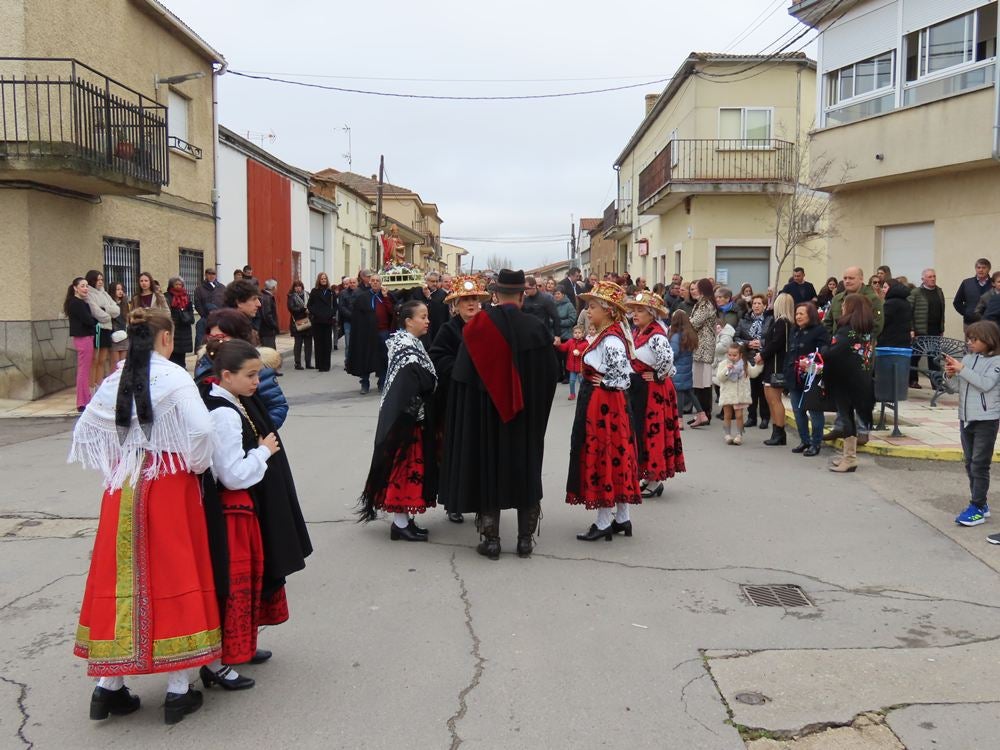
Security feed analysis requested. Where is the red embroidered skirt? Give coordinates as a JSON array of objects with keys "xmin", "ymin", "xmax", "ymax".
[
  {"xmin": 640, "ymin": 378, "xmax": 687, "ymax": 481},
  {"xmin": 376, "ymin": 426, "xmax": 435, "ymax": 515},
  {"xmin": 74, "ymin": 459, "xmax": 222, "ymax": 676},
  {"xmin": 220, "ymin": 490, "xmax": 288, "ymax": 665},
  {"xmin": 566, "ymin": 384, "xmax": 642, "ymax": 509}
]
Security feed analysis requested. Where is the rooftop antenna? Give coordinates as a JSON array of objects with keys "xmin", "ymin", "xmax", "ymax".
[
  {"xmin": 244, "ymin": 130, "xmax": 276, "ymax": 147},
  {"xmin": 342, "ymin": 125, "xmax": 352, "ymax": 169}
]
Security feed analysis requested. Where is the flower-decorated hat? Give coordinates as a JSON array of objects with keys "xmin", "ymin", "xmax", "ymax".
[
  {"xmin": 625, "ymin": 290, "xmax": 669, "ymax": 317},
  {"xmin": 578, "ymin": 279, "xmax": 628, "ymax": 314},
  {"xmin": 444, "ymin": 274, "xmax": 490, "ymax": 303}
]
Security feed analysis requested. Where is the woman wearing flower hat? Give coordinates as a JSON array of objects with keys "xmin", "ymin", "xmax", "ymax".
[
  {"xmin": 429, "ymin": 275, "xmax": 491, "ymax": 524},
  {"xmin": 625, "ymin": 292, "xmax": 686, "ymax": 502},
  {"xmin": 566, "ymin": 280, "xmax": 642, "ymax": 541}
]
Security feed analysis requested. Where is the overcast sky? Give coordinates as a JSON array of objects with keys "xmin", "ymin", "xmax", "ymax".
[{"xmin": 162, "ymin": 0, "xmax": 811, "ymax": 271}]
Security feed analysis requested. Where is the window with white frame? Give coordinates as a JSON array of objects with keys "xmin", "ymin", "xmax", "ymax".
[
  {"xmin": 718, "ymin": 107, "xmax": 772, "ymax": 141},
  {"xmin": 905, "ymin": 4, "xmax": 997, "ymax": 83},
  {"xmin": 167, "ymin": 90, "xmax": 190, "ymax": 144},
  {"xmin": 828, "ymin": 51, "xmax": 895, "ymax": 106}
]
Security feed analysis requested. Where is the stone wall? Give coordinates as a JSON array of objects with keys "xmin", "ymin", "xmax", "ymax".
[{"xmin": 0, "ymin": 319, "xmax": 76, "ymax": 400}]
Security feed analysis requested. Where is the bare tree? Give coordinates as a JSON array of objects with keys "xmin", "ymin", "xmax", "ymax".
[
  {"xmin": 766, "ymin": 134, "xmax": 852, "ymax": 289},
  {"xmin": 484, "ymin": 253, "xmax": 514, "ymax": 272}
]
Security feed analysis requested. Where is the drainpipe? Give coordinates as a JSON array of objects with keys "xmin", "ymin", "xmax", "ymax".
[
  {"xmin": 994, "ymin": 45, "xmax": 1000, "ymax": 161},
  {"xmin": 212, "ymin": 60, "xmax": 228, "ymax": 268}
]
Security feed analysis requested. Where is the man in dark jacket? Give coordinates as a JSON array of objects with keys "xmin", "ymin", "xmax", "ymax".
[
  {"xmin": 439, "ymin": 269, "xmax": 559, "ymax": 560},
  {"xmin": 908, "ymin": 268, "xmax": 946, "ymax": 387},
  {"xmin": 780, "ymin": 267, "xmax": 818, "ymax": 305},
  {"xmin": 422, "ymin": 271, "xmax": 450, "ymax": 346},
  {"xmin": 954, "ymin": 258, "xmax": 992, "ymax": 325},
  {"xmin": 338, "ymin": 275, "xmax": 357, "ymax": 366},
  {"xmin": 521, "ymin": 275, "xmax": 561, "ymax": 342},
  {"xmin": 258, "ymin": 279, "xmax": 280, "ymax": 348},
  {"xmin": 193, "ymin": 267, "xmax": 226, "ymax": 347},
  {"xmin": 557, "ymin": 267, "xmax": 582, "ymax": 311}
]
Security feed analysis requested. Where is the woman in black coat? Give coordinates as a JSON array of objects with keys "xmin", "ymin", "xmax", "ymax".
[
  {"xmin": 307, "ymin": 273, "xmax": 337, "ymax": 372},
  {"xmin": 165, "ymin": 276, "xmax": 195, "ymax": 368},
  {"xmin": 785, "ymin": 302, "xmax": 830, "ymax": 456},
  {"xmin": 879, "ymin": 281, "xmax": 913, "ymax": 348},
  {"xmin": 757, "ymin": 292, "xmax": 794, "ymax": 446},
  {"xmin": 822, "ymin": 294, "xmax": 876, "ymax": 474}
]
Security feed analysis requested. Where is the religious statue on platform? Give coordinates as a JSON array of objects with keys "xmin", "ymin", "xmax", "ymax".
[{"xmin": 380, "ymin": 224, "xmax": 406, "ymax": 268}]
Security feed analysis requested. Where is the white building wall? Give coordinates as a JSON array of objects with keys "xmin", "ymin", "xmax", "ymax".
[
  {"xmin": 291, "ymin": 181, "xmax": 310, "ymax": 266},
  {"xmin": 217, "ymin": 143, "xmax": 248, "ymax": 274}
]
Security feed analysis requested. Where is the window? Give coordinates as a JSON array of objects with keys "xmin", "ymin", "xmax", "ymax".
[
  {"xmin": 828, "ymin": 52, "xmax": 894, "ymax": 106},
  {"xmin": 906, "ymin": 5, "xmax": 997, "ymax": 83},
  {"xmin": 103, "ymin": 237, "xmax": 141, "ymax": 299},
  {"xmin": 167, "ymin": 90, "xmax": 189, "ymax": 144},
  {"xmin": 718, "ymin": 108, "xmax": 772, "ymax": 141},
  {"xmin": 178, "ymin": 248, "xmax": 204, "ymax": 285},
  {"xmin": 669, "ymin": 128, "xmax": 679, "ymax": 167}
]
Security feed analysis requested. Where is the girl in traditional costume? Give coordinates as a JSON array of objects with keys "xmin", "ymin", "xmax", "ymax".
[
  {"xmin": 358, "ymin": 300, "xmax": 438, "ymax": 541},
  {"xmin": 200, "ymin": 338, "xmax": 312, "ymax": 688},
  {"xmin": 625, "ymin": 291, "xmax": 686, "ymax": 501},
  {"xmin": 71, "ymin": 308, "xmax": 221, "ymax": 725},
  {"xmin": 566, "ymin": 281, "xmax": 642, "ymax": 541}
]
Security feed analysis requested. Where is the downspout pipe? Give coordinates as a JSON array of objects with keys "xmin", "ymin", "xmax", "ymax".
[
  {"xmin": 993, "ymin": 43, "xmax": 1000, "ymax": 161},
  {"xmin": 212, "ymin": 59, "xmax": 228, "ymax": 269}
]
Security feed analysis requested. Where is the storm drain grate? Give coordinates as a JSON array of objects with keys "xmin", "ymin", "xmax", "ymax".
[{"xmin": 741, "ymin": 584, "xmax": 813, "ymax": 608}]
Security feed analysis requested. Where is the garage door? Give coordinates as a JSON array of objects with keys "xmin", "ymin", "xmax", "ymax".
[
  {"xmin": 715, "ymin": 246, "xmax": 770, "ymax": 293},
  {"xmin": 881, "ymin": 223, "xmax": 934, "ymax": 283}
]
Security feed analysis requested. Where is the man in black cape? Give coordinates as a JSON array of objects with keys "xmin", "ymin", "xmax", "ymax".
[
  {"xmin": 422, "ymin": 271, "xmax": 451, "ymax": 346},
  {"xmin": 439, "ymin": 269, "xmax": 559, "ymax": 560}
]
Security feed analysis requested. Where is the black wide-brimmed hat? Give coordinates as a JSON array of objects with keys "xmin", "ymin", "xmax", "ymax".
[{"xmin": 493, "ymin": 268, "xmax": 526, "ymax": 293}]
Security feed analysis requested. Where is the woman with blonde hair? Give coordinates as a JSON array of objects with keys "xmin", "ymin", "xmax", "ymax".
[{"xmin": 758, "ymin": 292, "xmax": 795, "ymax": 446}]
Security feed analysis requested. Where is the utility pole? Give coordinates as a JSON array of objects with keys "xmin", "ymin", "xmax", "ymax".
[
  {"xmin": 570, "ymin": 216, "xmax": 577, "ymax": 264},
  {"xmin": 373, "ymin": 155, "xmax": 384, "ymax": 269},
  {"xmin": 342, "ymin": 125, "xmax": 352, "ymax": 170}
]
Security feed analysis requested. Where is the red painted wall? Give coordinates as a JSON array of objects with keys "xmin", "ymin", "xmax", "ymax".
[{"xmin": 246, "ymin": 160, "xmax": 292, "ymax": 331}]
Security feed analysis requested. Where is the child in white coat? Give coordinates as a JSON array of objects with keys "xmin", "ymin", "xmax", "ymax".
[{"xmin": 716, "ymin": 343, "xmax": 763, "ymax": 445}]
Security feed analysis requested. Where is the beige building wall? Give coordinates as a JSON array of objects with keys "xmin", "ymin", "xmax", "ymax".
[
  {"xmin": 336, "ymin": 187, "xmax": 372, "ymax": 278},
  {"xmin": 0, "ymin": 0, "xmax": 221, "ymax": 399},
  {"xmin": 825, "ymin": 167, "xmax": 1000, "ymax": 340},
  {"xmin": 616, "ymin": 60, "xmax": 821, "ymax": 289}
]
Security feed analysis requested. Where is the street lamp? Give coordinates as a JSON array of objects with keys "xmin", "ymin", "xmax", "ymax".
[{"xmin": 154, "ymin": 71, "xmax": 206, "ymax": 89}]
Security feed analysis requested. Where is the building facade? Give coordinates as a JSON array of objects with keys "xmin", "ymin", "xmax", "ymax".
[
  {"xmin": 310, "ymin": 173, "xmax": 372, "ymax": 280},
  {"xmin": 217, "ymin": 126, "xmax": 337, "ymax": 328},
  {"xmin": 791, "ymin": 0, "xmax": 1000, "ymax": 338},
  {"xmin": 441, "ymin": 242, "xmax": 468, "ymax": 274},
  {"xmin": 0, "ymin": 0, "xmax": 223, "ymax": 399},
  {"xmin": 608, "ymin": 53, "xmax": 823, "ymax": 295}
]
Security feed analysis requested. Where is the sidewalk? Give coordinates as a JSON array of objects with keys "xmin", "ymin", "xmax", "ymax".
[
  {"xmin": 0, "ymin": 334, "xmax": 296, "ymax": 419},
  {"xmin": 786, "ymin": 384, "xmax": 993, "ymax": 462}
]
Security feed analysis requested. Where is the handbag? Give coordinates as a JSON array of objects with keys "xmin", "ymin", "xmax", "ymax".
[
  {"xmin": 294, "ymin": 317, "xmax": 312, "ymax": 332},
  {"xmin": 768, "ymin": 321, "xmax": 788, "ymax": 387}
]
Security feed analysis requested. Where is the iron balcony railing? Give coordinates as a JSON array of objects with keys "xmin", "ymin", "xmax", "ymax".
[
  {"xmin": 638, "ymin": 139, "xmax": 796, "ymax": 205},
  {"xmin": 0, "ymin": 57, "xmax": 168, "ymax": 187},
  {"xmin": 168, "ymin": 135, "xmax": 202, "ymax": 160}
]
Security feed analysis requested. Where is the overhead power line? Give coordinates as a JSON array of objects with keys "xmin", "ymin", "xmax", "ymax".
[
  {"xmin": 228, "ymin": 70, "xmax": 675, "ymax": 100},
  {"xmin": 721, "ymin": 0, "xmax": 788, "ymax": 53},
  {"xmin": 236, "ymin": 70, "xmax": 672, "ymax": 83}
]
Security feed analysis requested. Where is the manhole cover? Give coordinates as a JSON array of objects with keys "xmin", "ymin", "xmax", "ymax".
[
  {"xmin": 741, "ymin": 584, "xmax": 813, "ymax": 608},
  {"xmin": 734, "ymin": 691, "xmax": 768, "ymax": 705}
]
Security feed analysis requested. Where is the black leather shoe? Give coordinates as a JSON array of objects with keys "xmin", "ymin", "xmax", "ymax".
[
  {"xmin": 477, "ymin": 538, "xmax": 501, "ymax": 560},
  {"xmin": 759, "ymin": 418, "xmax": 770, "ymax": 429},
  {"xmin": 199, "ymin": 665, "xmax": 255, "ymax": 691},
  {"xmin": 90, "ymin": 685, "xmax": 140, "ymax": 720},
  {"xmin": 610, "ymin": 519, "xmax": 633, "ymax": 537},
  {"xmin": 822, "ymin": 428, "xmax": 844, "ymax": 442},
  {"xmin": 164, "ymin": 688, "xmax": 203, "ymax": 724},
  {"xmin": 576, "ymin": 524, "xmax": 613, "ymax": 542},
  {"xmin": 390, "ymin": 523, "xmax": 426, "ymax": 542},
  {"xmin": 249, "ymin": 649, "xmax": 272, "ymax": 664},
  {"xmin": 791, "ymin": 443, "xmax": 809, "ymax": 453},
  {"xmin": 408, "ymin": 519, "xmax": 428, "ymax": 538},
  {"xmin": 294, "ymin": 364, "xmax": 304, "ymax": 370},
  {"xmin": 447, "ymin": 511, "xmax": 464, "ymax": 524},
  {"xmin": 641, "ymin": 484, "xmax": 664, "ymax": 498},
  {"xmin": 803, "ymin": 445, "xmax": 822, "ymax": 457},
  {"xmin": 360, "ymin": 386, "xmax": 370, "ymax": 395},
  {"xmin": 745, "ymin": 416, "xmax": 757, "ymax": 428}
]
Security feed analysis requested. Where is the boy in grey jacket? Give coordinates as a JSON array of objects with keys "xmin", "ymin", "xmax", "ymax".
[{"xmin": 944, "ymin": 321, "xmax": 1000, "ymax": 529}]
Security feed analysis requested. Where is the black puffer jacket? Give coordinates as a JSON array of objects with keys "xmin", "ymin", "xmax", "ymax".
[
  {"xmin": 784, "ymin": 323, "xmax": 830, "ymax": 388},
  {"xmin": 879, "ymin": 282, "xmax": 913, "ymax": 348}
]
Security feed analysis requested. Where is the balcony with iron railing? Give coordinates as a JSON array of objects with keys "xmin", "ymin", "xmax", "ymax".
[
  {"xmin": 638, "ymin": 139, "xmax": 796, "ymax": 215},
  {"xmin": 602, "ymin": 199, "xmax": 632, "ymax": 240},
  {"xmin": 0, "ymin": 58, "xmax": 168, "ymax": 196}
]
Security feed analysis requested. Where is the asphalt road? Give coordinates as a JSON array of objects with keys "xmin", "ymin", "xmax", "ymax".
[{"xmin": 1, "ymin": 365, "xmax": 999, "ymax": 749}]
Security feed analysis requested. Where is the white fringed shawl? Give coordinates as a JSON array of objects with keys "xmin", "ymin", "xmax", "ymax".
[{"xmin": 68, "ymin": 354, "xmax": 214, "ymax": 490}]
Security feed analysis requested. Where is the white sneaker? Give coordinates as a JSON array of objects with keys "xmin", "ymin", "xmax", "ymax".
[
  {"xmin": 733, "ymin": 434, "xmax": 743, "ymax": 445},
  {"xmin": 724, "ymin": 434, "xmax": 734, "ymax": 445}
]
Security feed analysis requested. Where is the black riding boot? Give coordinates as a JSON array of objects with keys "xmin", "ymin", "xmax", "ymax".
[
  {"xmin": 476, "ymin": 512, "xmax": 501, "ymax": 560},
  {"xmin": 516, "ymin": 504, "xmax": 540, "ymax": 558}
]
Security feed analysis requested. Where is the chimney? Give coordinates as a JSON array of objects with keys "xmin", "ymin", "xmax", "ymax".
[{"xmin": 645, "ymin": 94, "xmax": 659, "ymax": 117}]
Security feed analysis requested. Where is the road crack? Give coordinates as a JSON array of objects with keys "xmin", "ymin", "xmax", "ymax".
[
  {"xmin": 0, "ymin": 674, "xmax": 32, "ymax": 748},
  {"xmin": 0, "ymin": 572, "xmax": 85, "ymax": 614},
  {"xmin": 446, "ymin": 552, "xmax": 485, "ymax": 750}
]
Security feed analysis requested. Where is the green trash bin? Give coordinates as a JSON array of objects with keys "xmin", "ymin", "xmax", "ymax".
[{"xmin": 874, "ymin": 347, "xmax": 912, "ymax": 403}]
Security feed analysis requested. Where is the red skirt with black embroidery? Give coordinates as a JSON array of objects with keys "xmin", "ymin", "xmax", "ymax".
[
  {"xmin": 565, "ymin": 372, "xmax": 642, "ymax": 509},
  {"xmin": 220, "ymin": 489, "xmax": 288, "ymax": 665},
  {"xmin": 376, "ymin": 425, "xmax": 435, "ymax": 515},
  {"xmin": 634, "ymin": 371, "xmax": 686, "ymax": 481}
]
